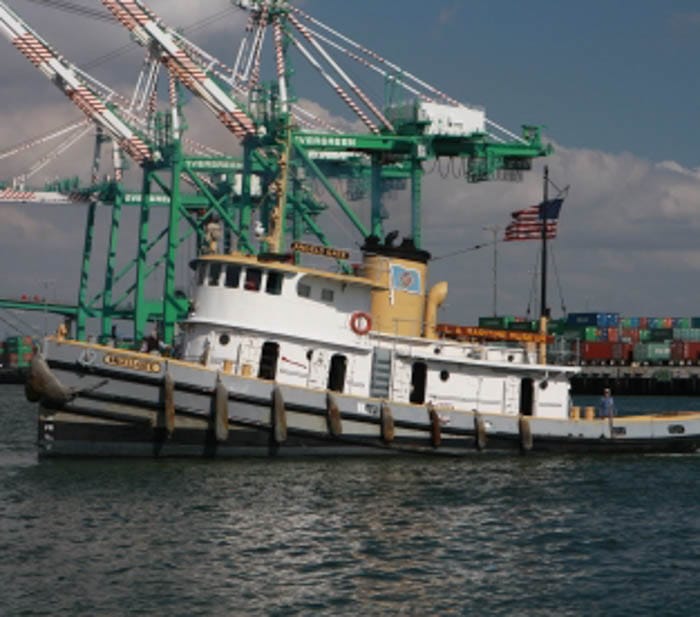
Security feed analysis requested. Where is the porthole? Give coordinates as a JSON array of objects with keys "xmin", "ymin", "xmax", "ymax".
[
  {"xmin": 539, "ymin": 380, "xmax": 549, "ymax": 390},
  {"xmin": 507, "ymin": 355, "xmax": 514, "ymax": 362},
  {"xmin": 669, "ymin": 424, "xmax": 685, "ymax": 435},
  {"xmin": 440, "ymin": 369, "xmax": 450, "ymax": 382},
  {"xmin": 434, "ymin": 347, "xmax": 442, "ymax": 355},
  {"xmin": 219, "ymin": 333, "xmax": 231, "ymax": 346},
  {"xmin": 306, "ymin": 349, "xmax": 313, "ymax": 361},
  {"xmin": 297, "ymin": 282, "xmax": 311, "ymax": 298}
]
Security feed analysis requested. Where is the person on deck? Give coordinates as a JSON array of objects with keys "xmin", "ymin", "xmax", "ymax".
[{"xmin": 598, "ymin": 388, "xmax": 617, "ymax": 419}]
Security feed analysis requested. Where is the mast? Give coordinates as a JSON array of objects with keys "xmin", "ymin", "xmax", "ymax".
[
  {"xmin": 538, "ymin": 165, "xmax": 549, "ymax": 364},
  {"xmin": 540, "ymin": 165, "xmax": 549, "ymax": 319}
]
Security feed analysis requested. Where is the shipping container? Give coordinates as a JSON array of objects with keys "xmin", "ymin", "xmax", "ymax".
[
  {"xmin": 621, "ymin": 328, "xmax": 641, "ymax": 344},
  {"xmin": 673, "ymin": 317, "xmax": 691, "ymax": 329},
  {"xmin": 567, "ymin": 312, "xmax": 620, "ymax": 328},
  {"xmin": 633, "ymin": 343, "xmax": 671, "ymax": 363},
  {"xmin": 478, "ymin": 316, "xmax": 512, "ymax": 329},
  {"xmin": 548, "ymin": 319, "xmax": 566, "ymax": 335},
  {"xmin": 672, "ymin": 341, "xmax": 700, "ymax": 363},
  {"xmin": 672, "ymin": 328, "xmax": 700, "ymax": 342},
  {"xmin": 650, "ymin": 328, "xmax": 674, "ymax": 342},
  {"xmin": 580, "ymin": 342, "xmax": 633, "ymax": 364},
  {"xmin": 583, "ymin": 326, "xmax": 600, "ymax": 342},
  {"xmin": 509, "ymin": 321, "xmax": 536, "ymax": 332}
]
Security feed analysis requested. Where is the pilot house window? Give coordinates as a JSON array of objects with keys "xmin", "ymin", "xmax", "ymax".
[
  {"xmin": 208, "ymin": 263, "xmax": 222, "ymax": 286},
  {"xmin": 245, "ymin": 268, "xmax": 262, "ymax": 292},
  {"xmin": 225, "ymin": 265, "xmax": 241, "ymax": 288},
  {"xmin": 266, "ymin": 271, "xmax": 284, "ymax": 295}
]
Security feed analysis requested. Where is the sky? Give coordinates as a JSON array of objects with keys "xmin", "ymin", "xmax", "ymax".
[{"xmin": 1, "ymin": 0, "xmax": 700, "ymax": 337}]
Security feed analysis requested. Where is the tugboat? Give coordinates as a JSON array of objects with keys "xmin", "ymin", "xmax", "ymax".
[
  {"xmin": 26, "ymin": 234, "xmax": 700, "ymax": 457},
  {"xmin": 4, "ymin": 0, "xmax": 700, "ymax": 456}
]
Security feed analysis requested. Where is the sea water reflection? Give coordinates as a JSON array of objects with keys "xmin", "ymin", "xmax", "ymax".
[{"xmin": 2, "ymin": 387, "xmax": 700, "ymax": 615}]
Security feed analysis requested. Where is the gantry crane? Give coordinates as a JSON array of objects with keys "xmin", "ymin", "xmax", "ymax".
[
  {"xmin": 0, "ymin": 0, "xmax": 553, "ymax": 346},
  {"xmin": 101, "ymin": 0, "xmax": 550, "ymax": 254}
]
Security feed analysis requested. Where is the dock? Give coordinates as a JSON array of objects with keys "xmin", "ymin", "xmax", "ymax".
[{"xmin": 571, "ymin": 365, "xmax": 700, "ymax": 395}]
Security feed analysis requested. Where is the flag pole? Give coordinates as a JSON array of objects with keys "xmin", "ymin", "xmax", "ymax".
[
  {"xmin": 540, "ymin": 165, "xmax": 549, "ymax": 320},
  {"xmin": 539, "ymin": 166, "xmax": 549, "ymax": 364}
]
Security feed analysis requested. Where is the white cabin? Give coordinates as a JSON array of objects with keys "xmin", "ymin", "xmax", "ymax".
[{"xmin": 180, "ymin": 244, "xmax": 576, "ymax": 421}]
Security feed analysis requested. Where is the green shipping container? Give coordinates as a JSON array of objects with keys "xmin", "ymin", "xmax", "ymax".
[
  {"xmin": 650, "ymin": 328, "xmax": 673, "ymax": 342},
  {"xmin": 633, "ymin": 343, "xmax": 671, "ymax": 363},
  {"xmin": 584, "ymin": 327, "xmax": 599, "ymax": 342},
  {"xmin": 509, "ymin": 321, "xmax": 536, "ymax": 332},
  {"xmin": 548, "ymin": 319, "xmax": 566, "ymax": 335},
  {"xmin": 478, "ymin": 316, "xmax": 513, "ymax": 329}
]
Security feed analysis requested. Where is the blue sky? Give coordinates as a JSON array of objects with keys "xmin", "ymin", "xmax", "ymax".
[
  {"xmin": 303, "ymin": 0, "xmax": 700, "ymax": 167},
  {"xmin": 1, "ymin": 0, "xmax": 700, "ymax": 334}
]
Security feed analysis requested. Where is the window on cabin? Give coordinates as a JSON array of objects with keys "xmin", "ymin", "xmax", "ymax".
[
  {"xmin": 258, "ymin": 341, "xmax": 279, "ymax": 380},
  {"xmin": 297, "ymin": 282, "xmax": 311, "ymax": 298},
  {"xmin": 327, "ymin": 354, "xmax": 347, "ymax": 393},
  {"xmin": 225, "ymin": 265, "xmax": 241, "ymax": 288},
  {"xmin": 197, "ymin": 263, "xmax": 207, "ymax": 286},
  {"xmin": 266, "ymin": 271, "xmax": 284, "ymax": 295},
  {"xmin": 321, "ymin": 288, "xmax": 335, "ymax": 303},
  {"xmin": 208, "ymin": 263, "xmax": 222, "ymax": 286},
  {"xmin": 244, "ymin": 268, "xmax": 262, "ymax": 292}
]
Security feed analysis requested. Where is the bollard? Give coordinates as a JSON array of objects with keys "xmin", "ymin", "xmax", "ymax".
[
  {"xmin": 584, "ymin": 406, "xmax": 595, "ymax": 421},
  {"xmin": 570, "ymin": 405, "xmax": 581, "ymax": 420}
]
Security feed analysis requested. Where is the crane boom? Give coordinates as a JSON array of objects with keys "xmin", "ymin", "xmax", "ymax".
[
  {"xmin": 0, "ymin": 1, "xmax": 156, "ymax": 165},
  {"xmin": 101, "ymin": 0, "xmax": 257, "ymax": 140}
]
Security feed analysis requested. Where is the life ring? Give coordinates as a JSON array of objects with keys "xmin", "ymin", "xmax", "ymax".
[{"xmin": 350, "ymin": 311, "xmax": 372, "ymax": 335}]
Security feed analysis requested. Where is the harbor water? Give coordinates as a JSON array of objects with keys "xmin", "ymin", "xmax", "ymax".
[{"xmin": 2, "ymin": 385, "xmax": 700, "ymax": 616}]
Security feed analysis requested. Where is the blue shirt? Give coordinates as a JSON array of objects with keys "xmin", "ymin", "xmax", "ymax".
[{"xmin": 598, "ymin": 395, "xmax": 616, "ymax": 418}]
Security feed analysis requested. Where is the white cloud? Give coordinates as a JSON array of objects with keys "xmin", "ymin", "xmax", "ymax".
[{"xmin": 2, "ymin": 2, "xmax": 700, "ymax": 328}]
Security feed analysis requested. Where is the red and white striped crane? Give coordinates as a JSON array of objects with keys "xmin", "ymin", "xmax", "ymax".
[
  {"xmin": 0, "ymin": 1, "xmax": 156, "ymax": 166},
  {"xmin": 101, "ymin": 0, "xmax": 257, "ymax": 140}
]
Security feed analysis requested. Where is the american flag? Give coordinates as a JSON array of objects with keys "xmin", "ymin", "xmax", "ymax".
[{"xmin": 504, "ymin": 198, "xmax": 563, "ymax": 242}]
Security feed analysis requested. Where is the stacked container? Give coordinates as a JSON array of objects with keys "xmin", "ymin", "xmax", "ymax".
[{"xmin": 3, "ymin": 336, "xmax": 34, "ymax": 368}]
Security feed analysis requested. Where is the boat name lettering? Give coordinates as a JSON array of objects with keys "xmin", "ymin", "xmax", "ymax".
[
  {"xmin": 291, "ymin": 241, "xmax": 350, "ymax": 260},
  {"xmin": 103, "ymin": 353, "xmax": 162, "ymax": 373}
]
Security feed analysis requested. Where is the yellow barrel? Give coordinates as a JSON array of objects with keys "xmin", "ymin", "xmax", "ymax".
[
  {"xmin": 584, "ymin": 406, "xmax": 595, "ymax": 421},
  {"xmin": 570, "ymin": 406, "xmax": 581, "ymax": 420}
]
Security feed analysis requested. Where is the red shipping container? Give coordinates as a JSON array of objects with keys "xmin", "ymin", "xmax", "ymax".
[
  {"xmin": 581, "ymin": 342, "xmax": 616, "ymax": 362},
  {"xmin": 621, "ymin": 328, "xmax": 641, "ymax": 343},
  {"xmin": 639, "ymin": 317, "xmax": 648, "ymax": 329},
  {"xmin": 672, "ymin": 341, "xmax": 700, "ymax": 363},
  {"xmin": 581, "ymin": 342, "xmax": 632, "ymax": 364},
  {"xmin": 607, "ymin": 328, "xmax": 619, "ymax": 342}
]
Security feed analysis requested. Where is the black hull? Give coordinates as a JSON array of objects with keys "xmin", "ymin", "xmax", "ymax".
[{"xmin": 37, "ymin": 409, "xmax": 699, "ymax": 458}]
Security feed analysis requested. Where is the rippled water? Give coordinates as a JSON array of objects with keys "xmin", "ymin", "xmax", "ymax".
[{"xmin": 2, "ymin": 385, "xmax": 700, "ymax": 616}]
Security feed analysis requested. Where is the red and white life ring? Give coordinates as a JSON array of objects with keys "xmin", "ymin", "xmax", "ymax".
[{"xmin": 350, "ymin": 311, "xmax": 372, "ymax": 335}]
